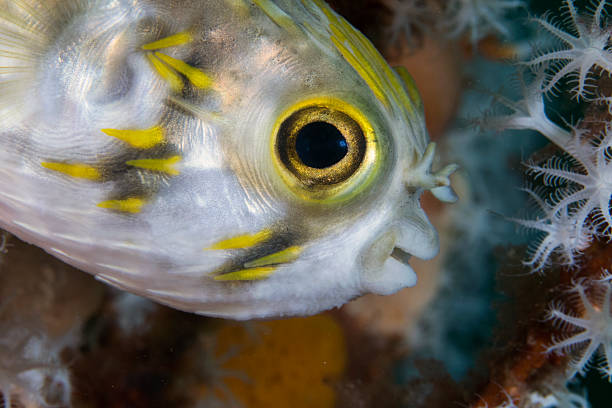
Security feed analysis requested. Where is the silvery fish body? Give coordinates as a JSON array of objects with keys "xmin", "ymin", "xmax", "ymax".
[{"xmin": 0, "ymin": 0, "xmax": 456, "ymax": 319}]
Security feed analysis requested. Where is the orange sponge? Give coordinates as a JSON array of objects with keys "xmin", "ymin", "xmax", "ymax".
[{"xmin": 209, "ymin": 315, "xmax": 347, "ymax": 408}]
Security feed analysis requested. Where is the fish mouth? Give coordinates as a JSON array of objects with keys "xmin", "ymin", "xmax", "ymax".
[
  {"xmin": 359, "ymin": 231, "xmax": 419, "ymax": 296},
  {"xmin": 390, "ymin": 246, "xmax": 412, "ymax": 266}
]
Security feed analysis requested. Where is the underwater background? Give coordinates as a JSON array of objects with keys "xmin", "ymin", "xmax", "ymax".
[{"xmin": 1, "ymin": 0, "xmax": 612, "ymax": 407}]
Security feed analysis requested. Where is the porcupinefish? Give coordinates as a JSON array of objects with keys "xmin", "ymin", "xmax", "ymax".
[{"xmin": 0, "ymin": 0, "xmax": 457, "ymax": 319}]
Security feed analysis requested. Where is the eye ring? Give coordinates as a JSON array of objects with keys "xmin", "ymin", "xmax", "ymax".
[
  {"xmin": 275, "ymin": 106, "xmax": 366, "ymax": 187},
  {"xmin": 271, "ymin": 97, "xmax": 381, "ymax": 203}
]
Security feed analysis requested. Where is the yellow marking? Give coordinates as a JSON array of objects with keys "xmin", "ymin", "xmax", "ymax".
[
  {"xmin": 244, "ymin": 246, "xmax": 302, "ymax": 268},
  {"xmin": 330, "ymin": 23, "xmax": 389, "ymax": 107},
  {"xmin": 252, "ymin": 0, "xmax": 301, "ymax": 34},
  {"xmin": 349, "ymin": 20, "xmax": 416, "ymax": 115},
  {"xmin": 146, "ymin": 53, "xmax": 183, "ymax": 92},
  {"xmin": 310, "ymin": 0, "xmax": 418, "ymax": 117},
  {"xmin": 142, "ymin": 31, "xmax": 193, "ymax": 50},
  {"xmin": 97, "ymin": 198, "xmax": 145, "ymax": 213},
  {"xmin": 41, "ymin": 162, "xmax": 101, "ymax": 180},
  {"xmin": 330, "ymin": 35, "xmax": 387, "ymax": 106},
  {"xmin": 101, "ymin": 126, "xmax": 164, "ymax": 149},
  {"xmin": 214, "ymin": 267, "xmax": 276, "ymax": 281},
  {"xmin": 394, "ymin": 66, "xmax": 422, "ymax": 110},
  {"xmin": 208, "ymin": 229, "xmax": 273, "ymax": 250},
  {"xmin": 314, "ymin": 1, "xmax": 388, "ymax": 106},
  {"xmin": 154, "ymin": 52, "xmax": 213, "ymax": 89},
  {"xmin": 126, "ymin": 156, "xmax": 181, "ymax": 175}
]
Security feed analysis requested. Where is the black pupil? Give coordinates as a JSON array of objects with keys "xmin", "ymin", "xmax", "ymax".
[{"xmin": 295, "ymin": 122, "xmax": 348, "ymax": 169}]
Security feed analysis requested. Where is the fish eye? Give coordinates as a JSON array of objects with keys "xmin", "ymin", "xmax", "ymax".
[
  {"xmin": 274, "ymin": 103, "xmax": 370, "ymax": 189},
  {"xmin": 295, "ymin": 121, "xmax": 349, "ymax": 169},
  {"xmin": 270, "ymin": 96, "xmax": 388, "ymax": 204}
]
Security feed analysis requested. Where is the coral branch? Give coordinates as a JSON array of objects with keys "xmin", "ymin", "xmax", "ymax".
[{"xmin": 485, "ymin": 69, "xmax": 572, "ymax": 148}]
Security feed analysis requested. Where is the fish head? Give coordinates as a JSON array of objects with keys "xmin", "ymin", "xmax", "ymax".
[{"xmin": 0, "ymin": 0, "xmax": 457, "ymax": 319}]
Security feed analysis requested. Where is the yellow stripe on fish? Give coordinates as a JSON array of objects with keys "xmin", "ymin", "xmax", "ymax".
[
  {"xmin": 97, "ymin": 197, "xmax": 145, "ymax": 213},
  {"xmin": 252, "ymin": 0, "xmax": 302, "ymax": 34},
  {"xmin": 307, "ymin": 0, "xmax": 419, "ymax": 117},
  {"xmin": 207, "ymin": 229, "xmax": 273, "ymax": 250},
  {"xmin": 146, "ymin": 52, "xmax": 184, "ymax": 92},
  {"xmin": 244, "ymin": 246, "xmax": 302, "ymax": 268},
  {"xmin": 153, "ymin": 52, "xmax": 212, "ymax": 89},
  {"xmin": 125, "ymin": 156, "xmax": 181, "ymax": 175},
  {"xmin": 141, "ymin": 31, "xmax": 193, "ymax": 50},
  {"xmin": 394, "ymin": 66, "xmax": 423, "ymax": 111},
  {"xmin": 40, "ymin": 162, "xmax": 101, "ymax": 181},
  {"xmin": 142, "ymin": 31, "xmax": 213, "ymax": 92},
  {"xmin": 214, "ymin": 266, "xmax": 277, "ymax": 281},
  {"xmin": 101, "ymin": 126, "xmax": 165, "ymax": 149}
]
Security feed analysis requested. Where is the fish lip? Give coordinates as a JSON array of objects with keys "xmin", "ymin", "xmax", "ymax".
[{"xmin": 390, "ymin": 246, "xmax": 412, "ymax": 265}]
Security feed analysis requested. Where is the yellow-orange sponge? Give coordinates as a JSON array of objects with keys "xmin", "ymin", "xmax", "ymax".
[{"xmin": 210, "ymin": 314, "xmax": 347, "ymax": 408}]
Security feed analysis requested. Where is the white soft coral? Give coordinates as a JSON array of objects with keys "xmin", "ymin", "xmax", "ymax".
[
  {"xmin": 489, "ymin": 66, "xmax": 612, "ymax": 270},
  {"xmin": 0, "ymin": 274, "xmax": 73, "ymax": 408},
  {"xmin": 383, "ymin": 0, "xmax": 431, "ymax": 45},
  {"xmin": 0, "ymin": 316, "xmax": 72, "ymax": 408},
  {"xmin": 443, "ymin": 0, "xmax": 523, "ymax": 47},
  {"xmin": 515, "ymin": 127, "xmax": 612, "ymax": 271},
  {"xmin": 527, "ymin": 0, "xmax": 612, "ymax": 98},
  {"xmin": 513, "ymin": 188, "xmax": 593, "ymax": 272},
  {"xmin": 527, "ymin": 383, "xmax": 589, "ymax": 408},
  {"xmin": 547, "ymin": 280, "xmax": 612, "ymax": 379},
  {"xmin": 485, "ymin": 69, "xmax": 572, "ymax": 147},
  {"xmin": 527, "ymin": 127, "xmax": 612, "ymax": 238}
]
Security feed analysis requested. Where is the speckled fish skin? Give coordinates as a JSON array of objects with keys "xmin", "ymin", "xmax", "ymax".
[{"xmin": 0, "ymin": 0, "xmax": 456, "ymax": 319}]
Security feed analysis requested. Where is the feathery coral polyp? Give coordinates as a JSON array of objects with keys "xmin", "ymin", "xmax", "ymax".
[
  {"xmin": 535, "ymin": 129, "xmax": 612, "ymax": 236},
  {"xmin": 443, "ymin": 0, "xmax": 523, "ymax": 47},
  {"xmin": 513, "ymin": 189, "xmax": 593, "ymax": 272},
  {"xmin": 528, "ymin": 0, "xmax": 612, "ymax": 98},
  {"xmin": 488, "ymin": 4, "xmax": 612, "ymax": 270},
  {"xmin": 547, "ymin": 280, "xmax": 612, "ymax": 379}
]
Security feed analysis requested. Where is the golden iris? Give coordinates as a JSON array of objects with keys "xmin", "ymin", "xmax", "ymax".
[{"xmin": 275, "ymin": 106, "xmax": 367, "ymax": 187}]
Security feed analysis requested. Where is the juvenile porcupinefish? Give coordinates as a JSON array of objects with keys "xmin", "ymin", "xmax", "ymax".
[{"xmin": 0, "ymin": 0, "xmax": 457, "ymax": 319}]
